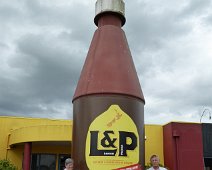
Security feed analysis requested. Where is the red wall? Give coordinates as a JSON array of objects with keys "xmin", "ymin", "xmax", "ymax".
[{"xmin": 163, "ymin": 122, "xmax": 204, "ymax": 170}]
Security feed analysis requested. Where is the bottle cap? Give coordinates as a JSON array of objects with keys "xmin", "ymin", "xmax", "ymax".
[{"xmin": 94, "ymin": 0, "xmax": 126, "ymax": 26}]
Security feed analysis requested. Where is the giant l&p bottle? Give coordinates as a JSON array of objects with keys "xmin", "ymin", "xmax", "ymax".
[{"xmin": 72, "ymin": 0, "xmax": 145, "ymax": 169}]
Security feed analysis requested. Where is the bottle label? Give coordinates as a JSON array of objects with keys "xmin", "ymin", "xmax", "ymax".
[{"xmin": 85, "ymin": 105, "xmax": 140, "ymax": 170}]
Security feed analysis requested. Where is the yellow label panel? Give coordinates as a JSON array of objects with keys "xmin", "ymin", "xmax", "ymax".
[{"xmin": 85, "ymin": 105, "xmax": 139, "ymax": 170}]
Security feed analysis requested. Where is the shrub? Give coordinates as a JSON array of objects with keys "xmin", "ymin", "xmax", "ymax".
[{"xmin": 0, "ymin": 159, "xmax": 18, "ymax": 170}]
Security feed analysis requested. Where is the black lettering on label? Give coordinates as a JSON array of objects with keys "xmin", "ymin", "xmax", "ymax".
[
  {"xmin": 89, "ymin": 131, "xmax": 117, "ymax": 156},
  {"xmin": 119, "ymin": 131, "xmax": 137, "ymax": 156},
  {"xmin": 89, "ymin": 130, "xmax": 137, "ymax": 157}
]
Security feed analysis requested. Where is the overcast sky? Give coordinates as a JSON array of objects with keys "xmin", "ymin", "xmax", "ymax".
[{"xmin": 0, "ymin": 0, "xmax": 212, "ymax": 124}]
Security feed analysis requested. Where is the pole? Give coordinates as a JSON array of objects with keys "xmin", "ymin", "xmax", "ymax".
[{"xmin": 23, "ymin": 142, "xmax": 32, "ymax": 170}]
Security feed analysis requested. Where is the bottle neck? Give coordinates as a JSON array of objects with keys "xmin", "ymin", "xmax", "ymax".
[{"xmin": 97, "ymin": 13, "xmax": 122, "ymax": 27}]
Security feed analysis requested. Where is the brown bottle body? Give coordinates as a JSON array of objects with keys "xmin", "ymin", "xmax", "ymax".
[{"xmin": 72, "ymin": 95, "xmax": 144, "ymax": 169}]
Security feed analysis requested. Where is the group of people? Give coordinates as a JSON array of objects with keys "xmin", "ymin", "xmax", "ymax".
[{"xmin": 64, "ymin": 154, "xmax": 166, "ymax": 170}]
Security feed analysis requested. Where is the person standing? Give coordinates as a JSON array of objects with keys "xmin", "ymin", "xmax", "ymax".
[
  {"xmin": 64, "ymin": 158, "xmax": 74, "ymax": 170},
  {"xmin": 147, "ymin": 155, "xmax": 167, "ymax": 170}
]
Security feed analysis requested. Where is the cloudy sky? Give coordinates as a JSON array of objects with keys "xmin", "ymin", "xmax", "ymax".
[{"xmin": 0, "ymin": 0, "xmax": 212, "ymax": 124}]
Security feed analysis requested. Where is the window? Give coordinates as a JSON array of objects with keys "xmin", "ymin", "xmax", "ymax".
[{"xmin": 31, "ymin": 154, "xmax": 56, "ymax": 170}]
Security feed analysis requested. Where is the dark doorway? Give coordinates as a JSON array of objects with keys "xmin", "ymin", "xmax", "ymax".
[
  {"xmin": 31, "ymin": 154, "xmax": 56, "ymax": 170},
  {"xmin": 205, "ymin": 158, "xmax": 212, "ymax": 170}
]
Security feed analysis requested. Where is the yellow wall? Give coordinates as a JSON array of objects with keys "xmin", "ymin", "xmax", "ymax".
[
  {"xmin": 145, "ymin": 124, "xmax": 164, "ymax": 166},
  {"xmin": 0, "ymin": 116, "xmax": 72, "ymax": 169},
  {"xmin": 0, "ymin": 116, "xmax": 165, "ymax": 169}
]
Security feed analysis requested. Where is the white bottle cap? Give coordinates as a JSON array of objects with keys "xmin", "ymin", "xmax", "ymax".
[{"xmin": 94, "ymin": 0, "xmax": 126, "ymax": 26}]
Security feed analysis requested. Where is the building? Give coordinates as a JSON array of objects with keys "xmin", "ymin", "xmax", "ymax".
[
  {"xmin": 0, "ymin": 116, "xmax": 211, "ymax": 170},
  {"xmin": 0, "ymin": 116, "xmax": 72, "ymax": 170}
]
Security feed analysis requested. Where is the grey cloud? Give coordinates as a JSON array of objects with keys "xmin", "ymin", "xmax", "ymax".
[
  {"xmin": 0, "ymin": 0, "xmax": 95, "ymax": 119},
  {"xmin": 15, "ymin": 33, "xmax": 84, "ymax": 100},
  {"xmin": 0, "ymin": 1, "xmax": 24, "ymax": 21},
  {"xmin": 0, "ymin": 30, "xmax": 85, "ymax": 118},
  {"xmin": 124, "ymin": 1, "xmax": 192, "ymax": 53},
  {"xmin": 24, "ymin": 0, "xmax": 96, "ymax": 43},
  {"xmin": 205, "ymin": 14, "xmax": 212, "ymax": 25},
  {"xmin": 0, "ymin": 0, "xmax": 211, "ymax": 124},
  {"xmin": 180, "ymin": 0, "xmax": 212, "ymax": 16}
]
